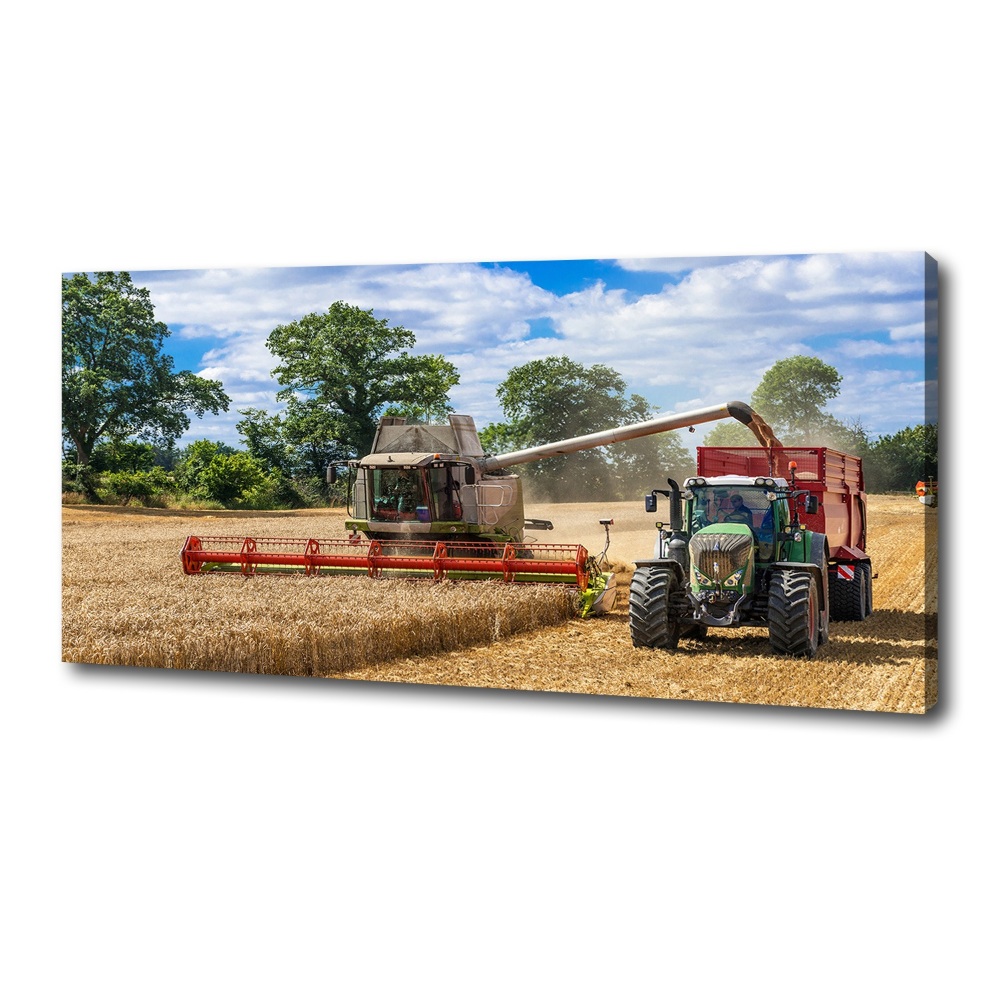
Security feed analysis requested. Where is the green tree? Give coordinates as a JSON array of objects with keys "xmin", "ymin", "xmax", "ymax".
[
  {"xmin": 705, "ymin": 360, "xmax": 872, "ymax": 452},
  {"xmin": 827, "ymin": 416, "xmax": 873, "ymax": 457},
  {"xmin": 381, "ymin": 400, "xmax": 456, "ymax": 424},
  {"xmin": 750, "ymin": 355, "xmax": 844, "ymax": 443},
  {"xmin": 236, "ymin": 408, "xmax": 293, "ymax": 476},
  {"xmin": 702, "ymin": 419, "xmax": 758, "ymax": 447},
  {"xmin": 90, "ymin": 440, "xmax": 157, "ymax": 473},
  {"xmin": 62, "ymin": 273, "xmax": 230, "ymax": 489},
  {"xmin": 865, "ymin": 424, "xmax": 937, "ymax": 492},
  {"xmin": 482, "ymin": 355, "xmax": 691, "ymax": 502},
  {"xmin": 280, "ymin": 397, "xmax": 355, "ymax": 480},
  {"xmin": 654, "ymin": 432, "xmax": 698, "ymax": 486},
  {"xmin": 266, "ymin": 301, "xmax": 460, "ymax": 461}
]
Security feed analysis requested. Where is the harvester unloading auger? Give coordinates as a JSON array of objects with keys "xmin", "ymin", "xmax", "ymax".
[{"xmin": 180, "ymin": 401, "xmax": 781, "ymax": 617}]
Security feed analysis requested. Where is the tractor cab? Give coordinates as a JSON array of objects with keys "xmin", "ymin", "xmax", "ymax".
[
  {"xmin": 684, "ymin": 475, "xmax": 792, "ymax": 557},
  {"xmin": 682, "ymin": 476, "xmax": 789, "ymax": 622},
  {"xmin": 645, "ymin": 475, "xmax": 803, "ymax": 625}
]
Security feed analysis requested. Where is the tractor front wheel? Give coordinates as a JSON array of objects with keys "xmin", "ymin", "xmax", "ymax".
[
  {"xmin": 629, "ymin": 565, "xmax": 680, "ymax": 650},
  {"xmin": 768, "ymin": 569, "xmax": 820, "ymax": 659}
]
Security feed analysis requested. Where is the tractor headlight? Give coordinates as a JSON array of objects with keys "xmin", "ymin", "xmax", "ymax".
[
  {"xmin": 723, "ymin": 568, "xmax": 745, "ymax": 588},
  {"xmin": 693, "ymin": 566, "xmax": 713, "ymax": 587}
]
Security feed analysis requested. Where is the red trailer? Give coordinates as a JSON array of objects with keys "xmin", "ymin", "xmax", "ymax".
[{"xmin": 697, "ymin": 445, "xmax": 874, "ymax": 619}]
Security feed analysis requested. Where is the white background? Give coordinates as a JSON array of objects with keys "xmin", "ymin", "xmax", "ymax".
[{"xmin": 2, "ymin": 3, "xmax": 990, "ymax": 998}]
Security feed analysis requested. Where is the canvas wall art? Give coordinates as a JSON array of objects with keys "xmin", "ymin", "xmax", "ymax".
[{"xmin": 62, "ymin": 252, "xmax": 938, "ymax": 713}]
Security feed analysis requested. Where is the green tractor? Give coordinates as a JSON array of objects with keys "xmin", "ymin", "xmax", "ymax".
[{"xmin": 629, "ymin": 472, "xmax": 830, "ymax": 658}]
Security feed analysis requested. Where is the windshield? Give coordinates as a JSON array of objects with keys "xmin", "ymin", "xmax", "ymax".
[
  {"xmin": 689, "ymin": 486, "xmax": 785, "ymax": 535},
  {"xmin": 368, "ymin": 464, "xmax": 465, "ymax": 522},
  {"xmin": 370, "ymin": 467, "xmax": 429, "ymax": 521}
]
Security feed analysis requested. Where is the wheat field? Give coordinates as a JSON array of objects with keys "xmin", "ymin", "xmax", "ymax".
[{"xmin": 62, "ymin": 494, "xmax": 937, "ymax": 713}]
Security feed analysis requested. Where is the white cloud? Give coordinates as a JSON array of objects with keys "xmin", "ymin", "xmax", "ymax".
[
  {"xmin": 143, "ymin": 251, "xmax": 931, "ymax": 448},
  {"xmin": 888, "ymin": 321, "xmax": 925, "ymax": 341},
  {"xmin": 614, "ymin": 256, "xmax": 750, "ymax": 273},
  {"xmin": 831, "ymin": 371, "xmax": 933, "ymax": 432},
  {"xmin": 836, "ymin": 338, "xmax": 926, "ymax": 359}
]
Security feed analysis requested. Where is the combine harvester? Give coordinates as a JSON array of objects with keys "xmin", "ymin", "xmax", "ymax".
[
  {"xmin": 181, "ymin": 401, "xmax": 780, "ymax": 617},
  {"xmin": 916, "ymin": 479, "xmax": 938, "ymax": 506}
]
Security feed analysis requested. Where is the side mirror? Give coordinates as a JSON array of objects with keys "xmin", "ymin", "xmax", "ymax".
[
  {"xmin": 645, "ymin": 494, "xmax": 658, "ymax": 513},
  {"xmin": 804, "ymin": 495, "xmax": 819, "ymax": 515}
]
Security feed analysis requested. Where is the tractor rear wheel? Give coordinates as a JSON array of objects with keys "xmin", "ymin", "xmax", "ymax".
[
  {"xmin": 768, "ymin": 569, "xmax": 820, "ymax": 658},
  {"xmin": 829, "ymin": 565, "xmax": 866, "ymax": 621},
  {"xmin": 629, "ymin": 566, "xmax": 680, "ymax": 650}
]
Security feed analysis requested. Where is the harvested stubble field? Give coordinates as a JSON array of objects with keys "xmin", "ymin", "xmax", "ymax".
[{"xmin": 62, "ymin": 494, "xmax": 937, "ymax": 713}]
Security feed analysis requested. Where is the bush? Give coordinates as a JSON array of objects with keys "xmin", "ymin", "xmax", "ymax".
[
  {"xmin": 101, "ymin": 468, "xmax": 171, "ymax": 506},
  {"xmin": 197, "ymin": 453, "xmax": 267, "ymax": 506},
  {"xmin": 174, "ymin": 440, "xmax": 236, "ymax": 493},
  {"xmin": 62, "ymin": 461, "xmax": 101, "ymax": 503},
  {"xmin": 241, "ymin": 473, "xmax": 302, "ymax": 510},
  {"xmin": 292, "ymin": 475, "xmax": 337, "ymax": 508}
]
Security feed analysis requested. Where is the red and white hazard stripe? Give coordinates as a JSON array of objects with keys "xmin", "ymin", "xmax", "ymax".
[{"xmin": 836, "ymin": 565, "xmax": 855, "ymax": 580}]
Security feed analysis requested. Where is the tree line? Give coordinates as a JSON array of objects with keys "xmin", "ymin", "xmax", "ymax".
[{"xmin": 62, "ymin": 272, "xmax": 937, "ymax": 509}]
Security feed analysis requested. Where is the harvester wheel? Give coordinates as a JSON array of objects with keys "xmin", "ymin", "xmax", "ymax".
[
  {"xmin": 829, "ymin": 565, "xmax": 866, "ymax": 621},
  {"xmin": 629, "ymin": 566, "xmax": 680, "ymax": 650},
  {"xmin": 768, "ymin": 569, "xmax": 820, "ymax": 659}
]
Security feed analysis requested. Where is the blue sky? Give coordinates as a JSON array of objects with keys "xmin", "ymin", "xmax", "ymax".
[{"xmin": 125, "ymin": 252, "xmax": 936, "ymax": 451}]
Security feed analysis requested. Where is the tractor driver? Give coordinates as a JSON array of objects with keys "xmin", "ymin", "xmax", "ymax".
[
  {"xmin": 393, "ymin": 470, "xmax": 418, "ymax": 514},
  {"xmin": 724, "ymin": 493, "xmax": 755, "ymax": 528}
]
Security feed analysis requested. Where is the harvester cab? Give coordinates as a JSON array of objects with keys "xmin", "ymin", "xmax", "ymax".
[
  {"xmin": 633, "ymin": 471, "xmax": 830, "ymax": 657},
  {"xmin": 333, "ymin": 414, "xmax": 537, "ymax": 546}
]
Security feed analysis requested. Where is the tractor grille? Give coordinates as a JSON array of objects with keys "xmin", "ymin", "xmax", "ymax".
[{"xmin": 690, "ymin": 531, "xmax": 753, "ymax": 583}]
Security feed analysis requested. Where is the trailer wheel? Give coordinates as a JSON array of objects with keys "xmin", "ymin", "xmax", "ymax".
[
  {"xmin": 829, "ymin": 565, "xmax": 866, "ymax": 621},
  {"xmin": 629, "ymin": 566, "xmax": 680, "ymax": 650},
  {"xmin": 862, "ymin": 563, "xmax": 873, "ymax": 617},
  {"xmin": 768, "ymin": 569, "xmax": 820, "ymax": 658}
]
